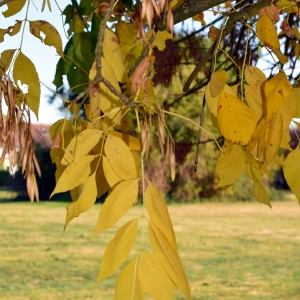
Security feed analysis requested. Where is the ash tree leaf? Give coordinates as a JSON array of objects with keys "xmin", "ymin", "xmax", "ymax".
[
  {"xmin": 108, "ymin": 131, "xmax": 141, "ymax": 151},
  {"xmin": 245, "ymin": 85, "xmax": 263, "ymax": 122},
  {"xmin": 145, "ymin": 181, "xmax": 177, "ymax": 251},
  {"xmin": 210, "ymin": 70, "xmax": 228, "ymax": 97},
  {"xmin": 95, "ymin": 218, "xmax": 138, "ymax": 284},
  {"xmin": 95, "ymin": 158, "xmax": 110, "ymax": 198},
  {"xmin": 13, "ymin": 51, "xmax": 41, "ymax": 118},
  {"xmin": 281, "ymin": 90, "xmax": 296, "ymax": 130},
  {"xmin": 50, "ymin": 155, "xmax": 97, "ymax": 197},
  {"xmin": 217, "ymin": 91, "xmax": 256, "ymax": 145},
  {"xmin": 0, "ymin": 20, "xmax": 22, "ymax": 42},
  {"xmin": 0, "ymin": 49, "xmax": 16, "ymax": 76},
  {"xmin": 115, "ymin": 257, "xmax": 144, "ymax": 300},
  {"xmin": 253, "ymin": 180, "xmax": 271, "ymax": 208},
  {"xmin": 283, "ymin": 147, "xmax": 300, "ymax": 204},
  {"xmin": 216, "ymin": 140, "xmax": 244, "ymax": 187},
  {"xmin": 2, "ymin": 0, "xmax": 26, "ymax": 18},
  {"xmin": 105, "ymin": 134, "xmax": 137, "ymax": 180},
  {"xmin": 64, "ymin": 172, "xmax": 98, "ymax": 230},
  {"xmin": 90, "ymin": 178, "xmax": 139, "ymax": 236},
  {"xmin": 293, "ymin": 88, "xmax": 300, "ymax": 118},
  {"xmin": 148, "ymin": 221, "xmax": 191, "ymax": 300},
  {"xmin": 244, "ymin": 65, "xmax": 266, "ymax": 93},
  {"xmin": 102, "ymin": 156, "xmax": 122, "ymax": 187},
  {"xmin": 29, "ymin": 20, "xmax": 64, "ymax": 57},
  {"xmin": 138, "ymin": 252, "xmax": 175, "ymax": 300}
]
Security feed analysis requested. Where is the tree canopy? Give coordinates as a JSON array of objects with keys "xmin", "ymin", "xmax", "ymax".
[{"xmin": 0, "ymin": 0, "xmax": 300, "ymax": 298}]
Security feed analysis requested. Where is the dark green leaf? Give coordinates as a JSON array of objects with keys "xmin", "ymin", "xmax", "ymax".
[
  {"xmin": 79, "ymin": 0, "xmax": 95, "ymax": 15},
  {"xmin": 90, "ymin": 12, "xmax": 102, "ymax": 51}
]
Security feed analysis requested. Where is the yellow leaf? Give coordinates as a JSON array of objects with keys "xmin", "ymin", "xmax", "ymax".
[
  {"xmin": 138, "ymin": 252, "xmax": 175, "ymax": 300},
  {"xmin": 293, "ymin": 88, "xmax": 300, "ymax": 118},
  {"xmin": 49, "ymin": 119, "xmax": 70, "ymax": 140},
  {"xmin": 90, "ymin": 178, "xmax": 139, "ymax": 235},
  {"xmin": 64, "ymin": 172, "xmax": 98, "ymax": 229},
  {"xmin": 115, "ymin": 257, "xmax": 144, "ymax": 300},
  {"xmin": 280, "ymin": 128, "xmax": 291, "ymax": 150},
  {"xmin": 108, "ymin": 131, "xmax": 141, "ymax": 151},
  {"xmin": 2, "ymin": 0, "xmax": 26, "ymax": 18},
  {"xmin": 103, "ymin": 28, "xmax": 126, "ymax": 82},
  {"xmin": 253, "ymin": 180, "xmax": 271, "ymax": 208},
  {"xmin": 264, "ymin": 72, "xmax": 292, "ymax": 117},
  {"xmin": 245, "ymin": 65, "xmax": 266, "ymax": 93},
  {"xmin": 95, "ymin": 218, "xmax": 138, "ymax": 284},
  {"xmin": 245, "ymin": 161, "xmax": 263, "ymax": 182},
  {"xmin": 277, "ymin": 0, "xmax": 298, "ymax": 13},
  {"xmin": 145, "ymin": 181, "xmax": 177, "ymax": 251},
  {"xmin": 216, "ymin": 140, "xmax": 244, "ymax": 187},
  {"xmin": 61, "ymin": 129, "xmax": 103, "ymax": 165},
  {"xmin": 205, "ymin": 83, "xmax": 235, "ymax": 117},
  {"xmin": 148, "ymin": 221, "xmax": 191, "ymax": 300},
  {"xmin": 102, "ymin": 156, "xmax": 122, "ymax": 187},
  {"xmin": 283, "ymin": 147, "xmax": 300, "ymax": 203},
  {"xmin": 105, "ymin": 134, "xmax": 137, "ymax": 180},
  {"xmin": 0, "ymin": 20, "xmax": 22, "ymax": 43},
  {"xmin": 248, "ymin": 117, "xmax": 271, "ymax": 152},
  {"xmin": 256, "ymin": 15, "xmax": 288, "ymax": 64},
  {"xmin": 0, "ymin": 49, "xmax": 16, "ymax": 76},
  {"xmin": 217, "ymin": 91, "xmax": 256, "ymax": 145},
  {"xmin": 264, "ymin": 110, "xmax": 283, "ymax": 163},
  {"xmin": 210, "ymin": 70, "xmax": 228, "ymax": 97},
  {"xmin": 13, "ymin": 52, "xmax": 41, "ymax": 118},
  {"xmin": 245, "ymin": 85, "xmax": 263, "ymax": 121},
  {"xmin": 50, "ymin": 155, "xmax": 97, "ymax": 197},
  {"xmin": 29, "ymin": 20, "xmax": 64, "ymax": 57},
  {"xmin": 95, "ymin": 158, "xmax": 110, "ymax": 198},
  {"xmin": 146, "ymin": 29, "xmax": 172, "ymax": 51},
  {"xmin": 281, "ymin": 88, "xmax": 296, "ymax": 129}
]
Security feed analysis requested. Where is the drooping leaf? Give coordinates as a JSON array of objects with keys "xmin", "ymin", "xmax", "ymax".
[
  {"xmin": 253, "ymin": 180, "xmax": 271, "ymax": 208},
  {"xmin": 105, "ymin": 134, "xmax": 137, "ymax": 180},
  {"xmin": 148, "ymin": 221, "xmax": 191, "ymax": 300},
  {"xmin": 90, "ymin": 178, "xmax": 139, "ymax": 236},
  {"xmin": 283, "ymin": 147, "xmax": 300, "ymax": 204},
  {"xmin": 96, "ymin": 218, "xmax": 138, "ymax": 283},
  {"xmin": 244, "ymin": 65, "xmax": 266, "ymax": 93},
  {"xmin": 245, "ymin": 85, "xmax": 263, "ymax": 121},
  {"xmin": 293, "ymin": 88, "xmax": 300, "ymax": 118},
  {"xmin": 216, "ymin": 140, "xmax": 244, "ymax": 187},
  {"xmin": 61, "ymin": 129, "xmax": 103, "ymax": 165},
  {"xmin": 95, "ymin": 158, "xmax": 110, "ymax": 198},
  {"xmin": 0, "ymin": 20, "xmax": 22, "ymax": 42},
  {"xmin": 256, "ymin": 14, "xmax": 288, "ymax": 64},
  {"xmin": 210, "ymin": 70, "xmax": 228, "ymax": 97},
  {"xmin": 50, "ymin": 155, "xmax": 97, "ymax": 197},
  {"xmin": 115, "ymin": 257, "xmax": 144, "ymax": 300},
  {"xmin": 29, "ymin": 20, "xmax": 64, "ymax": 57},
  {"xmin": 146, "ymin": 29, "xmax": 172, "ymax": 51},
  {"xmin": 2, "ymin": 0, "xmax": 26, "ymax": 17},
  {"xmin": 280, "ymin": 128, "xmax": 292, "ymax": 150},
  {"xmin": 103, "ymin": 28, "xmax": 126, "ymax": 82},
  {"xmin": 138, "ymin": 252, "xmax": 175, "ymax": 300},
  {"xmin": 0, "ymin": 49, "xmax": 16, "ymax": 76},
  {"xmin": 64, "ymin": 172, "xmax": 98, "ymax": 229},
  {"xmin": 13, "ymin": 51, "xmax": 41, "ymax": 118},
  {"xmin": 217, "ymin": 91, "xmax": 256, "ymax": 145},
  {"xmin": 102, "ymin": 156, "xmax": 122, "ymax": 187},
  {"xmin": 264, "ymin": 110, "xmax": 283, "ymax": 164},
  {"xmin": 281, "ymin": 90, "xmax": 296, "ymax": 130},
  {"xmin": 145, "ymin": 181, "xmax": 177, "ymax": 250},
  {"xmin": 108, "ymin": 131, "xmax": 141, "ymax": 151},
  {"xmin": 264, "ymin": 72, "xmax": 292, "ymax": 117}
]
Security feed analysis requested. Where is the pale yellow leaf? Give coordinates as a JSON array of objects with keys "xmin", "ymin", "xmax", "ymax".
[
  {"xmin": 253, "ymin": 180, "xmax": 271, "ymax": 208},
  {"xmin": 108, "ymin": 131, "xmax": 141, "ymax": 151},
  {"xmin": 145, "ymin": 181, "xmax": 177, "ymax": 251},
  {"xmin": 256, "ymin": 15, "xmax": 288, "ymax": 64},
  {"xmin": 29, "ymin": 20, "xmax": 64, "ymax": 57},
  {"xmin": 148, "ymin": 221, "xmax": 191, "ymax": 300},
  {"xmin": 102, "ymin": 156, "xmax": 122, "ymax": 187},
  {"xmin": 103, "ymin": 28, "xmax": 126, "ymax": 82},
  {"xmin": 280, "ymin": 88, "xmax": 295, "ymax": 130},
  {"xmin": 217, "ymin": 91, "xmax": 256, "ymax": 145},
  {"xmin": 293, "ymin": 88, "xmax": 300, "ymax": 118},
  {"xmin": 13, "ymin": 51, "xmax": 40, "ymax": 118},
  {"xmin": 115, "ymin": 257, "xmax": 144, "ymax": 300},
  {"xmin": 64, "ymin": 172, "xmax": 97, "ymax": 229},
  {"xmin": 280, "ymin": 128, "xmax": 291, "ymax": 150},
  {"xmin": 131, "ymin": 151, "xmax": 140, "ymax": 177},
  {"xmin": 244, "ymin": 65, "xmax": 266, "ymax": 93},
  {"xmin": 96, "ymin": 218, "xmax": 138, "ymax": 283},
  {"xmin": 210, "ymin": 70, "xmax": 228, "ymax": 97},
  {"xmin": 90, "ymin": 178, "xmax": 139, "ymax": 236},
  {"xmin": 216, "ymin": 140, "xmax": 244, "ymax": 187},
  {"xmin": 283, "ymin": 147, "xmax": 300, "ymax": 203},
  {"xmin": 61, "ymin": 129, "xmax": 103, "ymax": 165},
  {"xmin": 105, "ymin": 134, "xmax": 137, "ymax": 180},
  {"xmin": 264, "ymin": 72, "xmax": 292, "ymax": 117},
  {"xmin": 50, "ymin": 155, "xmax": 97, "ymax": 197},
  {"xmin": 245, "ymin": 162, "xmax": 263, "ymax": 182},
  {"xmin": 2, "ymin": 0, "xmax": 26, "ymax": 17},
  {"xmin": 245, "ymin": 85, "xmax": 263, "ymax": 121},
  {"xmin": 138, "ymin": 252, "xmax": 175, "ymax": 300},
  {"xmin": 264, "ymin": 110, "xmax": 283, "ymax": 163}
]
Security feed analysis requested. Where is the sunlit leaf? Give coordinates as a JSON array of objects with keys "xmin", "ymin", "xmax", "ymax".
[
  {"xmin": 90, "ymin": 178, "xmax": 139, "ymax": 236},
  {"xmin": 102, "ymin": 156, "xmax": 122, "ymax": 187},
  {"xmin": 293, "ymin": 88, "xmax": 300, "ymax": 118},
  {"xmin": 280, "ymin": 90, "xmax": 295, "ymax": 130},
  {"xmin": 253, "ymin": 180, "xmax": 271, "ymax": 208},
  {"xmin": 210, "ymin": 70, "xmax": 228, "ymax": 97},
  {"xmin": 146, "ymin": 29, "xmax": 172, "ymax": 51},
  {"xmin": 95, "ymin": 158, "xmax": 110, "ymax": 198},
  {"xmin": 217, "ymin": 91, "xmax": 256, "ymax": 145},
  {"xmin": 2, "ymin": 0, "xmax": 26, "ymax": 17},
  {"xmin": 108, "ymin": 131, "xmax": 141, "ymax": 151},
  {"xmin": 96, "ymin": 218, "xmax": 138, "ymax": 283},
  {"xmin": 138, "ymin": 252, "xmax": 175, "ymax": 300},
  {"xmin": 245, "ymin": 85, "xmax": 263, "ymax": 121},
  {"xmin": 244, "ymin": 65, "xmax": 266, "ymax": 93}
]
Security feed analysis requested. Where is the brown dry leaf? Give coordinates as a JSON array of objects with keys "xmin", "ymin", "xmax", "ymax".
[
  {"xmin": 169, "ymin": 143, "xmax": 176, "ymax": 181},
  {"xmin": 132, "ymin": 57, "xmax": 149, "ymax": 95},
  {"xmin": 167, "ymin": 5, "xmax": 174, "ymax": 36}
]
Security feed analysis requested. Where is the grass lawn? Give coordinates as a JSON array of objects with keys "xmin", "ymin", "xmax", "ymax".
[{"xmin": 1, "ymin": 197, "xmax": 300, "ymax": 300}]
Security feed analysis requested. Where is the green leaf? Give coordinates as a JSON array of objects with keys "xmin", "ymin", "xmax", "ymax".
[
  {"xmin": 79, "ymin": 0, "xmax": 95, "ymax": 15},
  {"xmin": 95, "ymin": 218, "xmax": 138, "ymax": 283},
  {"xmin": 53, "ymin": 32, "xmax": 95, "ymax": 93},
  {"xmin": 2, "ymin": 0, "xmax": 26, "ymax": 18},
  {"xmin": 148, "ymin": 221, "xmax": 191, "ymax": 300},
  {"xmin": 90, "ymin": 178, "xmax": 139, "ymax": 236},
  {"xmin": 90, "ymin": 12, "xmax": 102, "ymax": 51},
  {"xmin": 115, "ymin": 257, "xmax": 144, "ymax": 300},
  {"xmin": 29, "ymin": 20, "xmax": 64, "ymax": 57},
  {"xmin": 138, "ymin": 252, "xmax": 175, "ymax": 300},
  {"xmin": 13, "ymin": 51, "xmax": 41, "ymax": 118}
]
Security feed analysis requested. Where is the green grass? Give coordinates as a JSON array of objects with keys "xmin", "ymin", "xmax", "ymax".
[{"xmin": 1, "ymin": 197, "xmax": 300, "ymax": 300}]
